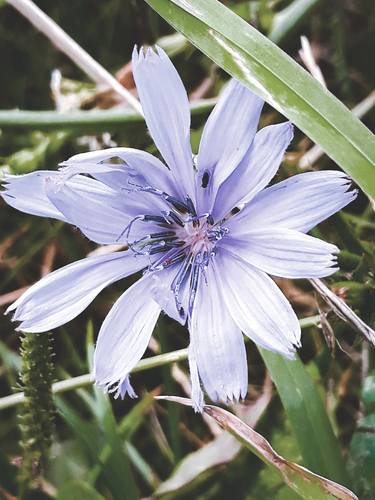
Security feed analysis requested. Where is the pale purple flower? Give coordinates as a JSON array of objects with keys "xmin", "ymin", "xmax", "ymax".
[{"xmin": 1, "ymin": 46, "xmax": 357, "ymax": 410}]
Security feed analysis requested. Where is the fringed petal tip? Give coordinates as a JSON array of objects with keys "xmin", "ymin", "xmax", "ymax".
[
  {"xmin": 4, "ymin": 305, "xmax": 26, "ymax": 333},
  {"xmin": 132, "ymin": 44, "xmax": 166, "ymax": 66},
  {"xmin": 5, "ymin": 301, "xmax": 28, "ymax": 325},
  {"xmin": 4, "ymin": 297, "xmax": 34, "ymax": 329},
  {"xmin": 193, "ymin": 353, "xmax": 248, "ymax": 407},
  {"xmin": 352, "ymin": 188, "xmax": 359, "ymax": 199},
  {"xmin": 340, "ymin": 173, "xmax": 358, "ymax": 192},
  {"xmin": 217, "ymin": 387, "xmax": 247, "ymax": 407},
  {"xmin": 5, "ymin": 302, "xmax": 16, "ymax": 316},
  {"xmin": 277, "ymin": 345, "xmax": 298, "ymax": 361},
  {"xmin": 0, "ymin": 171, "xmax": 19, "ymax": 188},
  {"xmin": 294, "ymin": 337, "xmax": 302, "ymax": 350},
  {"xmin": 95, "ymin": 375, "xmax": 138, "ymax": 400},
  {"xmin": 0, "ymin": 173, "xmax": 11, "ymax": 187}
]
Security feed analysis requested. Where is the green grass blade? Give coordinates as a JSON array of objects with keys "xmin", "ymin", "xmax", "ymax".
[
  {"xmin": 144, "ymin": 0, "xmax": 375, "ymax": 198},
  {"xmin": 259, "ymin": 349, "xmax": 349, "ymax": 486},
  {"xmin": 269, "ymin": 0, "xmax": 322, "ymax": 45}
]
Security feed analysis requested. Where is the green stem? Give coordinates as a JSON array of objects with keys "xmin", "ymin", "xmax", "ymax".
[
  {"xmin": 0, "ymin": 348, "xmax": 189, "ymax": 411},
  {"xmin": 0, "ymin": 99, "xmax": 215, "ymax": 132},
  {"xmin": 0, "ymin": 316, "xmax": 320, "ymax": 412}
]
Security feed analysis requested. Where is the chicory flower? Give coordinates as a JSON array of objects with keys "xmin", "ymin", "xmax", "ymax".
[{"xmin": 1, "ymin": 46, "xmax": 357, "ymax": 410}]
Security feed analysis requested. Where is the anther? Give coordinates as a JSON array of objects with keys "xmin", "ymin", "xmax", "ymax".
[
  {"xmin": 162, "ymin": 210, "xmax": 184, "ymax": 227},
  {"xmin": 201, "ymin": 170, "xmax": 210, "ymax": 188},
  {"xmin": 143, "ymin": 215, "xmax": 168, "ymax": 224},
  {"xmin": 185, "ymin": 196, "xmax": 197, "ymax": 217},
  {"xmin": 150, "ymin": 231, "xmax": 176, "ymax": 239},
  {"xmin": 148, "ymin": 242, "xmax": 167, "ymax": 255},
  {"xmin": 163, "ymin": 194, "xmax": 190, "ymax": 214},
  {"xmin": 207, "ymin": 214, "xmax": 214, "ymax": 225},
  {"xmin": 165, "ymin": 240, "xmax": 185, "ymax": 248}
]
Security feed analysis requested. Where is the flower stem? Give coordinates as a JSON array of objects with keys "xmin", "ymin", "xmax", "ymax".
[
  {"xmin": 0, "ymin": 316, "xmax": 321, "ymax": 413},
  {"xmin": 0, "ymin": 100, "xmax": 216, "ymax": 132}
]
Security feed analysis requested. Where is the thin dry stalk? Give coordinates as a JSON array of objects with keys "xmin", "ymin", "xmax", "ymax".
[
  {"xmin": 310, "ymin": 278, "xmax": 375, "ymax": 346},
  {"xmin": 7, "ymin": 0, "xmax": 143, "ymax": 115}
]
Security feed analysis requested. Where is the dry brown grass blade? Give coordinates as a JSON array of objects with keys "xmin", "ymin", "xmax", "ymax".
[
  {"xmin": 156, "ymin": 376, "xmax": 272, "ymax": 496},
  {"xmin": 7, "ymin": 0, "xmax": 143, "ymax": 114},
  {"xmin": 310, "ymin": 278, "xmax": 375, "ymax": 346},
  {"xmin": 156, "ymin": 396, "xmax": 358, "ymax": 500}
]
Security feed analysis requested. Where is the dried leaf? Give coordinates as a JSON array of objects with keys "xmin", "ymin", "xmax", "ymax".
[
  {"xmin": 156, "ymin": 396, "xmax": 357, "ymax": 500},
  {"xmin": 156, "ymin": 378, "xmax": 272, "ymax": 496}
]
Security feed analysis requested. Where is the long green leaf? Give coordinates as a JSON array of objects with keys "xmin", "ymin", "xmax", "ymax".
[
  {"xmin": 259, "ymin": 349, "xmax": 349, "ymax": 486},
  {"xmin": 56, "ymin": 395, "xmax": 138, "ymax": 500},
  {"xmin": 144, "ymin": 0, "xmax": 375, "ymax": 198}
]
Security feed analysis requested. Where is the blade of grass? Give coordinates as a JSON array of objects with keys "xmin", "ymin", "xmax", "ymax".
[
  {"xmin": 144, "ymin": 0, "xmax": 375, "ymax": 198},
  {"xmin": 310, "ymin": 279, "xmax": 375, "ymax": 346},
  {"xmin": 125, "ymin": 442, "xmax": 160, "ymax": 490},
  {"xmin": 56, "ymin": 396, "xmax": 138, "ymax": 500},
  {"xmin": 259, "ymin": 349, "xmax": 349, "ymax": 486},
  {"xmin": 269, "ymin": 0, "xmax": 323, "ymax": 45},
  {"xmin": 158, "ymin": 326, "xmax": 182, "ymax": 462},
  {"xmin": 7, "ymin": 0, "xmax": 142, "ymax": 114}
]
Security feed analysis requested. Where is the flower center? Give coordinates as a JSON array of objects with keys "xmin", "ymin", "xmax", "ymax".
[
  {"xmin": 121, "ymin": 191, "xmax": 228, "ymax": 320},
  {"xmin": 125, "ymin": 209, "xmax": 227, "ymax": 263},
  {"xmin": 175, "ymin": 217, "xmax": 213, "ymax": 254}
]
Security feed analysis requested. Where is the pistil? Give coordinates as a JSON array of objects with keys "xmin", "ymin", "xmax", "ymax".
[{"xmin": 124, "ymin": 189, "xmax": 229, "ymax": 320}]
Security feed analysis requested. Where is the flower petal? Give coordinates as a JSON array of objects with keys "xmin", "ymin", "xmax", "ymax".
[
  {"xmin": 44, "ymin": 176, "xmax": 160, "ymax": 244},
  {"xmin": 229, "ymin": 171, "xmax": 357, "ymax": 233},
  {"xmin": 195, "ymin": 80, "xmax": 263, "ymax": 213},
  {"xmin": 189, "ymin": 261, "xmax": 248, "ymax": 403},
  {"xmin": 216, "ymin": 249, "xmax": 300, "ymax": 357},
  {"xmin": 1, "ymin": 171, "xmax": 67, "ymax": 220},
  {"xmin": 61, "ymin": 146, "xmax": 177, "ymax": 198},
  {"xmin": 7, "ymin": 251, "xmax": 148, "ymax": 333},
  {"xmin": 93, "ymin": 275, "xmax": 161, "ymax": 395},
  {"xmin": 132, "ymin": 46, "xmax": 195, "ymax": 201},
  {"xmin": 221, "ymin": 227, "xmax": 339, "ymax": 279},
  {"xmin": 45, "ymin": 177, "xmax": 128, "ymax": 244},
  {"xmin": 114, "ymin": 376, "xmax": 137, "ymax": 399},
  {"xmin": 188, "ymin": 346, "xmax": 204, "ymax": 413},
  {"xmin": 150, "ymin": 262, "xmax": 191, "ymax": 325},
  {"xmin": 212, "ymin": 122, "xmax": 293, "ymax": 221},
  {"xmin": 2, "ymin": 170, "xmax": 161, "ymax": 241}
]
